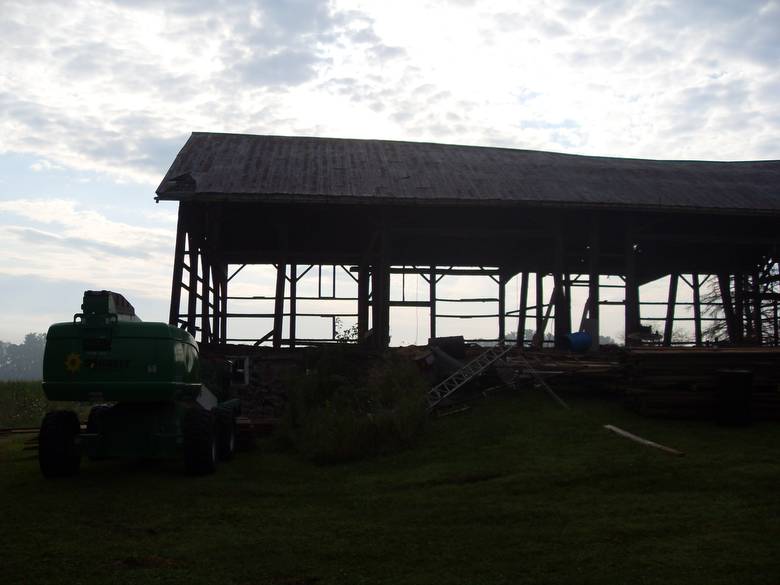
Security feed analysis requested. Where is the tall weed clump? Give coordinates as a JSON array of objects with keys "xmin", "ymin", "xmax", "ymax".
[{"xmin": 282, "ymin": 347, "xmax": 428, "ymax": 463}]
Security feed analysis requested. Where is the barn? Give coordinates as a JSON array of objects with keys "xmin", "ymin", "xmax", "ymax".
[{"xmin": 155, "ymin": 132, "xmax": 780, "ymax": 350}]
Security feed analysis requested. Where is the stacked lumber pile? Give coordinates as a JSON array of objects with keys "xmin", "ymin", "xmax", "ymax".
[
  {"xmin": 623, "ymin": 347, "xmax": 780, "ymax": 420},
  {"xmin": 505, "ymin": 349, "xmax": 624, "ymax": 394}
]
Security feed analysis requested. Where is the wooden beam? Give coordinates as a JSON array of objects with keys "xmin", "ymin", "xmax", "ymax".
[
  {"xmin": 371, "ymin": 231, "xmax": 390, "ymax": 348},
  {"xmin": 534, "ymin": 273, "xmax": 544, "ymax": 348},
  {"xmin": 718, "ymin": 274, "xmax": 738, "ymax": 342},
  {"xmin": 219, "ymin": 263, "xmax": 228, "ymax": 344},
  {"xmin": 517, "ymin": 271, "xmax": 528, "ymax": 348},
  {"xmin": 588, "ymin": 217, "xmax": 600, "ymax": 348},
  {"xmin": 200, "ymin": 250, "xmax": 211, "ymax": 344},
  {"xmin": 752, "ymin": 270, "xmax": 762, "ymax": 344},
  {"xmin": 498, "ymin": 271, "xmax": 506, "ymax": 342},
  {"xmin": 211, "ymin": 263, "xmax": 220, "ymax": 344},
  {"xmin": 578, "ymin": 296, "xmax": 591, "ymax": 333},
  {"xmin": 186, "ymin": 233, "xmax": 198, "ymax": 337},
  {"xmin": 289, "ymin": 264, "xmax": 297, "ymax": 349},
  {"xmin": 553, "ymin": 229, "xmax": 570, "ymax": 349},
  {"xmin": 169, "ymin": 207, "xmax": 186, "ymax": 327},
  {"xmin": 624, "ymin": 227, "xmax": 641, "ymax": 345},
  {"xmin": 734, "ymin": 273, "xmax": 745, "ymax": 342},
  {"xmin": 430, "ymin": 266, "xmax": 437, "ymax": 340},
  {"xmin": 663, "ymin": 273, "xmax": 678, "ymax": 347},
  {"xmin": 553, "ymin": 273, "xmax": 570, "ymax": 349},
  {"xmin": 692, "ymin": 273, "xmax": 702, "ymax": 346},
  {"xmin": 357, "ymin": 263, "xmax": 369, "ymax": 342},
  {"xmin": 272, "ymin": 262, "xmax": 286, "ymax": 349}
]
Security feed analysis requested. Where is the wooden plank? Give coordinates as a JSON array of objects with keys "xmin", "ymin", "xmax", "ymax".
[{"xmin": 603, "ymin": 424, "xmax": 684, "ymax": 456}]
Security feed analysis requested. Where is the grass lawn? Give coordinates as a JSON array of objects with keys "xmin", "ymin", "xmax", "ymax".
[{"xmin": 1, "ymin": 387, "xmax": 779, "ymax": 584}]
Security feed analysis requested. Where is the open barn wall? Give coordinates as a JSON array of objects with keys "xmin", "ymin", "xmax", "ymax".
[{"xmin": 167, "ymin": 199, "xmax": 780, "ymax": 349}]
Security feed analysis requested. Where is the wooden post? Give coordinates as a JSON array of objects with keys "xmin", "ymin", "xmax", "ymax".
[
  {"xmin": 734, "ymin": 273, "xmax": 745, "ymax": 342},
  {"xmin": 752, "ymin": 270, "xmax": 762, "ymax": 344},
  {"xmin": 220, "ymin": 263, "xmax": 228, "ymax": 344},
  {"xmin": 429, "ymin": 266, "xmax": 437, "ymax": 340},
  {"xmin": 553, "ymin": 228, "xmax": 570, "ymax": 349},
  {"xmin": 169, "ymin": 206, "xmax": 186, "ymax": 327},
  {"xmin": 663, "ymin": 273, "xmax": 678, "ymax": 347},
  {"xmin": 588, "ymin": 218, "xmax": 600, "ymax": 348},
  {"xmin": 186, "ymin": 233, "xmax": 198, "ymax": 337},
  {"xmin": 357, "ymin": 263, "xmax": 369, "ymax": 342},
  {"xmin": 624, "ymin": 229, "xmax": 641, "ymax": 345},
  {"xmin": 718, "ymin": 273, "xmax": 738, "ymax": 342},
  {"xmin": 553, "ymin": 273, "xmax": 570, "ymax": 349},
  {"xmin": 517, "ymin": 272, "xmax": 528, "ymax": 348},
  {"xmin": 200, "ymin": 250, "xmax": 211, "ymax": 344},
  {"xmin": 371, "ymin": 231, "xmax": 390, "ymax": 348},
  {"xmin": 289, "ymin": 264, "xmax": 297, "ymax": 349},
  {"xmin": 692, "ymin": 273, "xmax": 702, "ymax": 346},
  {"xmin": 272, "ymin": 263, "xmax": 286, "ymax": 349},
  {"xmin": 498, "ymin": 271, "xmax": 506, "ymax": 343},
  {"xmin": 211, "ymin": 263, "xmax": 220, "ymax": 345},
  {"xmin": 534, "ymin": 272, "xmax": 544, "ymax": 348}
]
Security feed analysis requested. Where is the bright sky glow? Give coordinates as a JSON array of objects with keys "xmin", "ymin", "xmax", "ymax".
[{"xmin": 0, "ymin": 0, "xmax": 777, "ymax": 343}]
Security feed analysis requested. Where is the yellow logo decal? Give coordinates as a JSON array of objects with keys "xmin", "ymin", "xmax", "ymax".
[{"xmin": 64, "ymin": 353, "xmax": 82, "ymax": 373}]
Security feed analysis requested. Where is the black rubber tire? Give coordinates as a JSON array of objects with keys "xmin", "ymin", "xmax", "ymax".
[
  {"xmin": 86, "ymin": 404, "xmax": 111, "ymax": 434},
  {"xmin": 85, "ymin": 404, "xmax": 111, "ymax": 461},
  {"xmin": 215, "ymin": 408, "xmax": 237, "ymax": 461},
  {"xmin": 182, "ymin": 408, "xmax": 217, "ymax": 475},
  {"xmin": 39, "ymin": 410, "xmax": 81, "ymax": 478}
]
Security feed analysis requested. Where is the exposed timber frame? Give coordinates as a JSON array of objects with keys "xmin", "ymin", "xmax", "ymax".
[{"xmin": 167, "ymin": 202, "xmax": 780, "ymax": 350}]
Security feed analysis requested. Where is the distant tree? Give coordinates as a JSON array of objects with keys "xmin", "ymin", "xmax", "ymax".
[
  {"xmin": 0, "ymin": 333, "xmax": 46, "ymax": 380},
  {"xmin": 702, "ymin": 262, "xmax": 779, "ymax": 344}
]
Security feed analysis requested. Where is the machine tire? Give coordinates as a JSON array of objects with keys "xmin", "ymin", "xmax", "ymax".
[
  {"xmin": 215, "ymin": 408, "xmax": 237, "ymax": 461},
  {"xmin": 39, "ymin": 410, "xmax": 81, "ymax": 478},
  {"xmin": 182, "ymin": 408, "xmax": 217, "ymax": 475},
  {"xmin": 86, "ymin": 404, "xmax": 111, "ymax": 434},
  {"xmin": 85, "ymin": 404, "xmax": 111, "ymax": 461}
]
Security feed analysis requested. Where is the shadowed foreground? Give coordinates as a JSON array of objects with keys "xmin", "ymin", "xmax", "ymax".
[{"xmin": 2, "ymin": 390, "xmax": 779, "ymax": 584}]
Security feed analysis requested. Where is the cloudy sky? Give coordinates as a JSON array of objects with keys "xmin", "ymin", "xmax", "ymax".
[{"xmin": 1, "ymin": 0, "xmax": 778, "ymax": 344}]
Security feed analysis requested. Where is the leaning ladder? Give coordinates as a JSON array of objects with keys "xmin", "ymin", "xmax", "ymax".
[{"xmin": 427, "ymin": 344, "xmax": 513, "ymax": 411}]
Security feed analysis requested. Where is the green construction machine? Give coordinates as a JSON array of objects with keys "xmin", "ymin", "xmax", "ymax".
[{"xmin": 39, "ymin": 290, "xmax": 240, "ymax": 477}]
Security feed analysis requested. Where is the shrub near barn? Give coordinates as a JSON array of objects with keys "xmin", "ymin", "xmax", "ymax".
[{"xmin": 282, "ymin": 346, "xmax": 428, "ymax": 463}]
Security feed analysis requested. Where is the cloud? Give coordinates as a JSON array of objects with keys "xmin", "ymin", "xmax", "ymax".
[
  {"xmin": 0, "ymin": 199, "xmax": 174, "ymax": 301},
  {"xmin": 0, "ymin": 0, "xmax": 777, "ymax": 195}
]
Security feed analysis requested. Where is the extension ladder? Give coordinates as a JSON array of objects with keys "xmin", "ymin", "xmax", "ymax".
[{"xmin": 427, "ymin": 344, "xmax": 513, "ymax": 410}]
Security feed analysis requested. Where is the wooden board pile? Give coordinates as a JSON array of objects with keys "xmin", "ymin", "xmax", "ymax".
[
  {"xmin": 505, "ymin": 349, "xmax": 625, "ymax": 394},
  {"xmin": 623, "ymin": 347, "xmax": 780, "ymax": 420}
]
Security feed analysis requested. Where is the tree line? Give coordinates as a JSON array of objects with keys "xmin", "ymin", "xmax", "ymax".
[{"xmin": 0, "ymin": 333, "xmax": 46, "ymax": 380}]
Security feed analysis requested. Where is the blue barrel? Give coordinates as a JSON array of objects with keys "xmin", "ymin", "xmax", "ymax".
[{"xmin": 566, "ymin": 331, "xmax": 592, "ymax": 352}]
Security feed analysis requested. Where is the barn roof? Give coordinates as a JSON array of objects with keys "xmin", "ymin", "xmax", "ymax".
[{"xmin": 156, "ymin": 132, "xmax": 780, "ymax": 214}]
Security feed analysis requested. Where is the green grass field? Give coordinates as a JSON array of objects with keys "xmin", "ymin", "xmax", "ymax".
[
  {"xmin": 2, "ymin": 384, "xmax": 779, "ymax": 584},
  {"xmin": 0, "ymin": 380, "xmax": 90, "ymax": 428}
]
